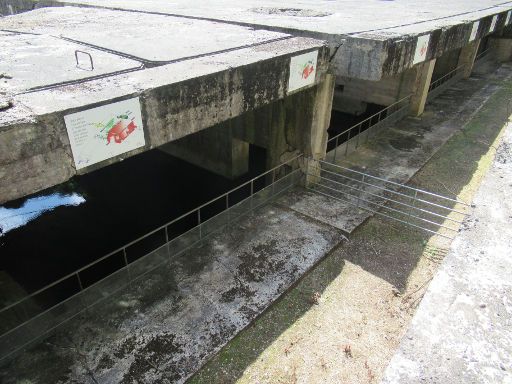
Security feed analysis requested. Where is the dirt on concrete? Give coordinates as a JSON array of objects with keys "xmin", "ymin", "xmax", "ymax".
[{"xmin": 188, "ymin": 71, "xmax": 512, "ymax": 384}]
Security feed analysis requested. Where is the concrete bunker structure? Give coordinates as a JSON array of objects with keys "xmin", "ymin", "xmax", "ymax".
[
  {"xmin": 2, "ymin": 1, "xmax": 512, "ymax": 204},
  {"xmin": 2, "ymin": 1, "xmax": 512, "ymax": 380},
  {"xmin": 6, "ymin": 0, "xmax": 512, "ymax": 116},
  {"xmin": 0, "ymin": 6, "xmax": 335, "ymax": 204}
]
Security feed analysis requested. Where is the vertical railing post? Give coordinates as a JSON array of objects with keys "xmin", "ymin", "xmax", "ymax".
[
  {"xmin": 76, "ymin": 272, "xmax": 84, "ymax": 291},
  {"xmin": 226, "ymin": 194, "xmax": 230, "ymax": 224},
  {"xmin": 165, "ymin": 225, "xmax": 172, "ymax": 260},
  {"xmin": 345, "ymin": 130, "xmax": 350, "ymax": 157},
  {"xmin": 356, "ymin": 122, "xmax": 362, "ymax": 149},
  {"xmin": 197, "ymin": 209, "xmax": 202, "ymax": 240},
  {"xmin": 250, "ymin": 179, "xmax": 254, "ymax": 211},
  {"xmin": 122, "ymin": 248, "xmax": 129, "ymax": 267},
  {"xmin": 271, "ymin": 168, "xmax": 276, "ymax": 196},
  {"xmin": 333, "ymin": 136, "xmax": 339, "ymax": 163},
  {"xmin": 356, "ymin": 174, "xmax": 365, "ymax": 208},
  {"xmin": 123, "ymin": 247, "xmax": 133, "ymax": 283},
  {"xmin": 408, "ymin": 190, "xmax": 419, "ymax": 225}
]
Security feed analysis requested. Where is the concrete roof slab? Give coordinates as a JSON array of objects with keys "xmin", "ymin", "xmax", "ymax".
[
  {"xmin": 0, "ymin": 29, "xmax": 329, "ymax": 202},
  {"xmin": 0, "ymin": 7, "xmax": 289, "ymax": 63},
  {"xmin": 23, "ymin": 0, "xmax": 512, "ymax": 79},
  {"xmin": 0, "ymin": 32, "xmax": 142, "ymax": 93},
  {"xmin": 27, "ymin": 0, "xmax": 512, "ymax": 37}
]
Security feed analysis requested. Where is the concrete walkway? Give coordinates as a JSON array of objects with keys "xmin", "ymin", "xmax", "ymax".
[
  {"xmin": 277, "ymin": 62, "xmax": 512, "ymax": 235},
  {"xmin": 381, "ymin": 118, "xmax": 512, "ymax": 383}
]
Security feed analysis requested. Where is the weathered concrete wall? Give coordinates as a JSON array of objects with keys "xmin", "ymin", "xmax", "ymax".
[
  {"xmin": 489, "ymin": 37, "xmax": 512, "ymax": 62},
  {"xmin": 230, "ymin": 71, "xmax": 334, "ymax": 175},
  {"xmin": 458, "ymin": 39, "xmax": 481, "ymax": 78},
  {"xmin": 332, "ymin": 91, "xmax": 368, "ymax": 115},
  {"xmin": 335, "ymin": 73, "xmax": 403, "ymax": 107},
  {"xmin": 432, "ymin": 48, "xmax": 461, "ymax": 80},
  {"xmin": 409, "ymin": 59, "xmax": 437, "ymax": 116},
  {"xmin": 6, "ymin": 0, "xmax": 512, "ymax": 80},
  {"xmin": 335, "ymin": 11, "xmax": 512, "ymax": 80},
  {"xmin": 0, "ymin": 42, "xmax": 330, "ymax": 204},
  {"xmin": 159, "ymin": 122, "xmax": 249, "ymax": 179}
]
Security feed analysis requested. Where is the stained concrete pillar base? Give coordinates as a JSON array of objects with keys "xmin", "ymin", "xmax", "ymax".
[
  {"xmin": 405, "ymin": 59, "xmax": 436, "ymax": 117},
  {"xmin": 458, "ymin": 39, "xmax": 481, "ymax": 78},
  {"xmin": 302, "ymin": 73, "xmax": 335, "ymax": 187}
]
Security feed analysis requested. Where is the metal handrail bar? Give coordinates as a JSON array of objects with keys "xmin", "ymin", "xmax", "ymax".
[
  {"xmin": 429, "ymin": 64, "xmax": 466, "ymax": 91},
  {"xmin": 0, "ymin": 172, "xmax": 302, "ymax": 349},
  {"xmin": 314, "ymin": 179, "xmax": 458, "ymax": 232},
  {"xmin": 475, "ymin": 48, "xmax": 491, "ymax": 62},
  {"xmin": 0, "ymin": 154, "xmax": 303, "ymax": 314},
  {"xmin": 308, "ymin": 186, "xmax": 454, "ymax": 240},
  {"xmin": 327, "ymin": 93, "xmax": 413, "ymax": 145},
  {"xmin": 317, "ymin": 166, "xmax": 469, "ymax": 217},
  {"xmin": 319, "ymin": 160, "xmax": 471, "ymax": 207},
  {"xmin": 317, "ymin": 172, "xmax": 464, "ymax": 224}
]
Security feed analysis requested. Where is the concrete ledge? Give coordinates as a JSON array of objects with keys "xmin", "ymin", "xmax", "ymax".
[
  {"xmin": 11, "ymin": 0, "xmax": 512, "ymax": 80},
  {"xmin": 0, "ymin": 7, "xmax": 330, "ymax": 203}
]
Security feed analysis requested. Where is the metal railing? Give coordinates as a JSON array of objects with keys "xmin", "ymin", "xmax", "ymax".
[
  {"xmin": 427, "ymin": 46, "xmax": 493, "ymax": 102},
  {"xmin": 0, "ymin": 154, "xmax": 303, "ymax": 363},
  {"xmin": 326, "ymin": 94, "xmax": 413, "ymax": 163},
  {"xmin": 475, "ymin": 47, "xmax": 492, "ymax": 63},
  {"xmin": 428, "ymin": 64, "xmax": 466, "ymax": 96},
  {"xmin": 308, "ymin": 161, "xmax": 471, "ymax": 239}
]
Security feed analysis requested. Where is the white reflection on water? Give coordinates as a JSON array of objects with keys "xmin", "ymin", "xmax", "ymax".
[{"xmin": 0, "ymin": 193, "xmax": 85, "ymax": 236}]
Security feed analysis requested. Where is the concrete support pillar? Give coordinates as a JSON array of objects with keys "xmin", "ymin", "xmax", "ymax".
[
  {"xmin": 302, "ymin": 73, "xmax": 335, "ymax": 186},
  {"xmin": 159, "ymin": 122, "xmax": 249, "ymax": 179},
  {"xmin": 229, "ymin": 73, "xmax": 335, "ymax": 186},
  {"xmin": 458, "ymin": 39, "xmax": 481, "ymax": 78},
  {"xmin": 489, "ymin": 37, "xmax": 512, "ymax": 62},
  {"xmin": 403, "ymin": 59, "xmax": 436, "ymax": 117}
]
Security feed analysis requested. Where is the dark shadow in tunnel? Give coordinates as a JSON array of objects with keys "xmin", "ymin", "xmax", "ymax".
[{"xmin": 0, "ymin": 133, "xmax": 269, "ymax": 308}]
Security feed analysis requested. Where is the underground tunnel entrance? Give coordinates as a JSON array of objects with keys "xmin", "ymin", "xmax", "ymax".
[{"xmin": 0, "ymin": 142, "xmax": 268, "ymax": 309}]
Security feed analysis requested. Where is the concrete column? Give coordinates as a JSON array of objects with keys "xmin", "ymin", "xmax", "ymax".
[
  {"xmin": 159, "ymin": 121, "xmax": 249, "ymax": 179},
  {"xmin": 489, "ymin": 37, "xmax": 512, "ymax": 62},
  {"xmin": 229, "ymin": 73, "xmax": 335, "ymax": 186},
  {"xmin": 302, "ymin": 73, "xmax": 335, "ymax": 185},
  {"xmin": 457, "ymin": 39, "xmax": 481, "ymax": 78},
  {"xmin": 405, "ymin": 59, "xmax": 436, "ymax": 117}
]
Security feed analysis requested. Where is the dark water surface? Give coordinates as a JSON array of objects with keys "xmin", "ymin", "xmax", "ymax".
[{"xmin": 0, "ymin": 147, "xmax": 266, "ymax": 295}]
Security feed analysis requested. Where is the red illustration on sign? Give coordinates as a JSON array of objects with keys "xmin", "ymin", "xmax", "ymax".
[
  {"xmin": 106, "ymin": 119, "xmax": 137, "ymax": 144},
  {"xmin": 301, "ymin": 61, "xmax": 315, "ymax": 80}
]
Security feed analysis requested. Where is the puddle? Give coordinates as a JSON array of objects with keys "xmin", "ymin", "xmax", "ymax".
[{"xmin": 0, "ymin": 193, "xmax": 85, "ymax": 236}]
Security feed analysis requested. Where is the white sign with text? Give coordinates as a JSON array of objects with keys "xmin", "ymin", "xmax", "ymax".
[
  {"xmin": 469, "ymin": 21, "xmax": 480, "ymax": 42},
  {"xmin": 490, "ymin": 15, "xmax": 498, "ymax": 32},
  {"xmin": 413, "ymin": 34, "xmax": 430, "ymax": 65},
  {"xmin": 64, "ymin": 97, "xmax": 146, "ymax": 170},
  {"xmin": 288, "ymin": 50, "xmax": 318, "ymax": 93}
]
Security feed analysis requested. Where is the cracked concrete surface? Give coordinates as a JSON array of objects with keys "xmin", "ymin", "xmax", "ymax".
[
  {"xmin": 381, "ymin": 111, "xmax": 512, "ymax": 384},
  {"xmin": 0, "ymin": 203, "xmax": 343, "ymax": 384}
]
